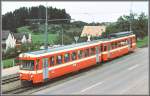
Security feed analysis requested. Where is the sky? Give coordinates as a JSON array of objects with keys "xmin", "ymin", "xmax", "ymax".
[{"xmin": 2, "ymin": 1, "xmax": 148, "ymax": 23}]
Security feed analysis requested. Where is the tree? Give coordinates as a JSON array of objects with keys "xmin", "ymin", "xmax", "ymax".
[
  {"xmin": 2, "ymin": 5, "xmax": 71, "ymax": 32},
  {"xmin": 106, "ymin": 12, "xmax": 148, "ymax": 39},
  {"xmin": 54, "ymin": 35, "xmax": 73, "ymax": 45}
]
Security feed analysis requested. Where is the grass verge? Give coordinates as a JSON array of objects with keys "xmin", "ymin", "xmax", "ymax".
[
  {"xmin": 2, "ymin": 58, "xmax": 15, "ymax": 68},
  {"xmin": 32, "ymin": 34, "xmax": 58, "ymax": 44},
  {"xmin": 136, "ymin": 36, "xmax": 148, "ymax": 48}
]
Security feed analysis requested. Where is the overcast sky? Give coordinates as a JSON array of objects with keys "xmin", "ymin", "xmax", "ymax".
[{"xmin": 2, "ymin": 1, "xmax": 148, "ymax": 23}]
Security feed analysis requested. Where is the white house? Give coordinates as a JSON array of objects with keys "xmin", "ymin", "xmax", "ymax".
[
  {"xmin": 14, "ymin": 33, "xmax": 32, "ymax": 47},
  {"xmin": 21, "ymin": 35, "xmax": 27, "ymax": 43},
  {"xmin": 2, "ymin": 30, "xmax": 32, "ymax": 52},
  {"xmin": 2, "ymin": 30, "xmax": 16, "ymax": 52}
]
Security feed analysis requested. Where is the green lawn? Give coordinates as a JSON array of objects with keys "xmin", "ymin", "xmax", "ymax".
[
  {"xmin": 2, "ymin": 58, "xmax": 15, "ymax": 68},
  {"xmin": 17, "ymin": 26, "xmax": 58, "ymax": 44},
  {"xmin": 17, "ymin": 26, "xmax": 33, "ymax": 33},
  {"xmin": 32, "ymin": 34, "xmax": 58, "ymax": 44},
  {"xmin": 136, "ymin": 36, "xmax": 148, "ymax": 48}
]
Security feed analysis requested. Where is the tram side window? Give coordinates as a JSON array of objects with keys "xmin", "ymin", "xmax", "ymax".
[
  {"xmin": 111, "ymin": 42, "xmax": 114, "ymax": 49},
  {"xmin": 115, "ymin": 42, "xmax": 118, "ymax": 48},
  {"xmin": 72, "ymin": 52, "xmax": 77, "ymax": 61},
  {"xmin": 78, "ymin": 50, "xmax": 83, "ymax": 59},
  {"xmin": 121, "ymin": 40, "xmax": 126, "ymax": 46},
  {"xmin": 125, "ymin": 39, "xmax": 128, "ymax": 45},
  {"xmin": 56, "ymin": 55, "xmax": 62, "ymax": 64},
  {"xmin": 50, "ymin": 56, "xmax": 55, "ymax": 66},
  {"xmin": 118, "ymin": 41, "xmax": 121, "ymax": 47},
  {"xmin": 90, "ymin": 47, "xmax": 95, "ymax": 55},
  {"xmin": 84, "ymin": 49, "xmax": 89, "ymax": 57},
  {"xmin": 122, "ymin": 40, "xmax": 125, "ymax": 46},
  {"xmin": 124, "ymin": 40, "xmax": 127, "ymax": 46},
  {"xmin": 104, "ymin": 45, "xmax": 107, "ymax": 51},
  {"xmin": 64, "ymin": 53, "xmax": 70, "ymax": 63},
  {"xmin": 100, "ymin": 45, "xmax": 103, "ymax": 52},
  {"xmin": 120, "ymin": 41, "xmax": 123, "ymax": 46}
]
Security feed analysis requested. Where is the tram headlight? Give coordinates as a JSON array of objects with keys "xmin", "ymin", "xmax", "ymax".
[{"xmin": 30, "ymin": 74, "xmax": 33, "ymax": 79}]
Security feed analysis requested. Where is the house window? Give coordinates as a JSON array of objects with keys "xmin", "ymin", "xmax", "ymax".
[
  {"xmin": 2, "ymin": 44, "xmax": 6, "ymax": 49},
  {"xmin": 64, "ymin": 53, "xmax": 70, "ymax": 63}
]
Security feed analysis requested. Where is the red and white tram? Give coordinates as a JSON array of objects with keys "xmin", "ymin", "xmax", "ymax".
[{"xmin": 16, "ymin": 31, "xmax": 136, "ymax": 84}]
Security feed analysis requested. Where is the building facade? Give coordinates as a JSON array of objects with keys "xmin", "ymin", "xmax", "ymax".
[
  {"xmin": 2, "ymin": 30, "xmax": 32, "ymax": 52},
  {"xmin": 2, "ymin": 30, "xmax": 16, "ymax": 52},
  {"xmin": 81, "ymin": 26, "xmax": 106, "ymax": 37}
]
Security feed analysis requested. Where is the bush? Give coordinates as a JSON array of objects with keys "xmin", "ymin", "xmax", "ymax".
[
  {"xmin": 54, "ymin": 35, "xmax": 73, "ymax": 45},
  {"xmin": 2, "ymin": 47, "xmax": 19, "ymax": 60}
]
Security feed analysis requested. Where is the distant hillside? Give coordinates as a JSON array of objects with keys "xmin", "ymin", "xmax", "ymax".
[{"xmin": 2, "ymin": 5, "xmax": 71, "ymax": 32}]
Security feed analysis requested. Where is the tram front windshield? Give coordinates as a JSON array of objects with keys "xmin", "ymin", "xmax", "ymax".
[{"xmin": 19, "ymin": 60, "xmax": 34, "ymax": 71}]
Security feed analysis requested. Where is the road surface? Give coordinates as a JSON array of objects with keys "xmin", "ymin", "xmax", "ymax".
[{"xmin": 33, "ymin": 47, "xmax": 149, "ymax": 95}]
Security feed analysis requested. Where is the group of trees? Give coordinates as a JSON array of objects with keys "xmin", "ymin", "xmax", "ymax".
[
  {"xmin": 53, "ymin": 22, "xmax": 88, "ymax": 45},
  {"xmin": 104, "ymin": 12, "xmax": 148, "ymax": 40},
  {"xmin": 2, "ymin": 5, "xmax": 71, "ymax": 32}
]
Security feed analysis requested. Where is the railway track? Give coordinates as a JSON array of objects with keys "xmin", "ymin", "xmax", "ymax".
[
  {"xmin": 2, "ymin": 64, "xmax": 103, "ymax": 94},
  {"xmin": 2, "ymin": 74, "xmax": 19, "ymax": 85},
  {"xmin": 3, "ymin": 52, "xmax": 137, "ymax": 94},
  {"xmin": 3, "ymin": 86, "xmax": 33, "ymax": 94}
]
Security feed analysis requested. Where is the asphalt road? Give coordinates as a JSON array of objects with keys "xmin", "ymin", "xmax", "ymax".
[{"xmin": 33, "ymin": 47, "xmax": 149, "ymax": 95}]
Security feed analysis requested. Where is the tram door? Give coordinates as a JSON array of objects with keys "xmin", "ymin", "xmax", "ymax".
[
  {"xmin": 108, "ymin": 43, "xmax": 111, "ymax": 59},
  {"xmin": 128, "ymin": 38, "xmax": 132, "ymax": 50},
  {"xmin": 96, "ymin": 46, "xmax": 100, "ymax": 64},
  {"xmin": 130, "ymin": 38, "xmax": 133, "ymax": 48},
  {"xmin": 43, "ymin": 58, "xmax": 49, "ymax": 80}
]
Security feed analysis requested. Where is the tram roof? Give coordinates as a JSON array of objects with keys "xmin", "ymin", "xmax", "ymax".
[
  {"xmin": 25, "ymin": 39, "xmax": 101, "ymax": 55},
  {"xmin": 21, "ymin": 32, "xmax": 134, "ymax": 56}
]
